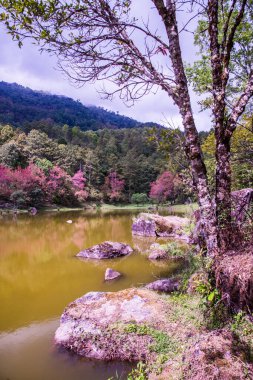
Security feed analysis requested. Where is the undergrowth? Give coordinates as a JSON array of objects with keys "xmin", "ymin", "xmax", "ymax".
[{"xmin": 124, "ymin": 324, "xmax": 179, "ymax": 356}]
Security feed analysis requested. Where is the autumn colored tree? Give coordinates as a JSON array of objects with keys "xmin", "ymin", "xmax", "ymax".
[{"xmin": 149, "ymin": 171, "xmax": 175, "ymax": 204}]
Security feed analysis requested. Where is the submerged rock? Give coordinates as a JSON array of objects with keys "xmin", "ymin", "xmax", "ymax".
[
  {"xmin": 55, "ymin": 288, "xmax": 170, "ymax": 361},
  {"xmin": 76, "ymin": 241, "xmax": 133, "ymax": 260},
  {"xmin": 104, "ymin": 268, "xmax": 122, "ymax": 281},
  {"xmin": 146, "ymin": 278, "xmax": 180, "ymax": 293},
  {"xmin": 132, "ymin": 213, "xmax": 189, "ymax": 240}
]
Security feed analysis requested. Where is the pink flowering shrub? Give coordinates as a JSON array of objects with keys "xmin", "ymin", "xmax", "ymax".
[{"xmin": 103, "ymin": 171, "xmax": 125, "ymax": 201}]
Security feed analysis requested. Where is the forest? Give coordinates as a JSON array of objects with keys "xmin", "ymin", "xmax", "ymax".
[{"xmin": 0, "ymin": 106, "xmax": 252, "ymax": 209}]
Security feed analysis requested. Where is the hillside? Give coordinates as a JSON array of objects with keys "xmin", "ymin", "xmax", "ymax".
[{"xmin": 0, "ymin": 81, "xmax": 154, "ymax": 131}]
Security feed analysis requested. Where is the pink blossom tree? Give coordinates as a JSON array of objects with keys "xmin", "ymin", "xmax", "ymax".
[
  {"xmin": 149, "ymin": 171, "xmax": 175, "ymax": 204},
  {"xmin": 0, "ymin": 165, "xmax": 12, "ymax": 200},
  {"xmin": 47, "ymin": 166, "xmax": 74, "ymax": 204},
  {"xmin": 104, "ymin": 171, "xmax": 125, "ymax": 202},
  {"xmin": 0, "ymin": 163, "xmax": 47, "ymax": 206},
  {"xmin": 72, "ymin": 169, "xmax": 88, "ymax": 203}
]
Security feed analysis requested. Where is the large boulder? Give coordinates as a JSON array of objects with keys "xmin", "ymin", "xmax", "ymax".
[
  {"xmin": 132, "ymin": 213, "xmax": 189, "ymax": 239},
  {"xmin": 76, "ymin": 241, "xmax": 133, "ymax": 260},
  {"xmin": 55, "ymin": 288, "xmax": 170, "ymax": 361},
  {"xmin": 55, "ymin": 288, "xmax": 203, "ymax": 378},
  {"xmin": 146, "ymin": 278, "xmax": 180, "ymax": 293}
]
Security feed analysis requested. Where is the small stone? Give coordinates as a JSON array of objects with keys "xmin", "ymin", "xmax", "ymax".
[
  {"xmin": 104, "ymin": 268, "xmax": 122, "ymax": 281},
  {"xmin": 146, "ymin": 278, "xmax": 180, "ymax": 293}
]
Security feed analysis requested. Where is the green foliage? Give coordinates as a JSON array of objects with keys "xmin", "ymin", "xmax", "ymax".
[
  {"xmin": 159, "ymin": 241, "xmax": 185, "ymax": 257},
  {"xmin": 202, "ymin": 124, "xmax": 253, "ymax": 192},
  {"xmin": 127, "ymin": 362, "xmax": 148, "ymax": 380},
  {"xmin": 186, "ymin": 2, "xmax": 253, "ymax": 112},
  {"xmin": 196, "ymin": 274, "xmax": 228, "ymax": 329},
  {"xmin": 35, "ymin": 158, "xmax": 53, "ymax": 174},
  {"xmin": 130, "ymin": 193, "xmax": 149, "ymax": 204},
  {"xmin": 124, "ymin": 324, "xmax": 178, "ymax": 356}
]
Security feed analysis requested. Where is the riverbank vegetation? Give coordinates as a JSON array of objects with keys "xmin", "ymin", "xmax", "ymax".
[{"xmin": 0, "ymin": 119, "xmax": 252, "ymax": 211}]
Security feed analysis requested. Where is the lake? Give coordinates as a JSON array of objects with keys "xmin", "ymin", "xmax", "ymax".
[{"xmin": 0, "ymin": 209, "xmax": 184, "ymax": 380}]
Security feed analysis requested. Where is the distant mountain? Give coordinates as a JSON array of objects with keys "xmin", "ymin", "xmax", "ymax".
[{"xmin": 0, "ymin": 81, "xmax": 157, "ymax": 131}]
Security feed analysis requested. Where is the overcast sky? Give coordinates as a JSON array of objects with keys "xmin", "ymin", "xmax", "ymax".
[{"xmin": 0, "ymin": 1, "xmax": 211, "ymax": 131}]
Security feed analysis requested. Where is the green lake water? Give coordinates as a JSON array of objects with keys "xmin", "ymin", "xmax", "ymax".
[{"xmin": 0, "ymin": 210, "xmax": 184, "ymax": 380}]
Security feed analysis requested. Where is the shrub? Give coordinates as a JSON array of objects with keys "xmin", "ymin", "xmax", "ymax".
[{"xmin": 131, "ymin": 193, "xmax": 149, "ymax": 204}]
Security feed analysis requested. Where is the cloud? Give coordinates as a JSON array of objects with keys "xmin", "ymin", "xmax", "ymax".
[{"xmin": 0, "ymin": 4, "xmax": 211, "ymax": 131}]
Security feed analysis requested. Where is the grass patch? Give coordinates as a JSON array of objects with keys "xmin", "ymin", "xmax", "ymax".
[
  {"xmin": 159, "ymin": 241, "xmax": 187, "ymax": 258},
  {"xmin": 124, "ymin": 323, "xmax": 179, "ymax": 356},
  {"xmin": 166, "ymin": 203, "xmax": 198, "ymax": 215}
]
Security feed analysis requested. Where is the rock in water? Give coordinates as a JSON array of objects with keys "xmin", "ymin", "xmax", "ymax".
[
  {"xmin": 76, "ymin": 241, "xmax": 133, "ymax": 259},
  {"xmin": 132, "ymin": 213, "xmax": 189, "ymax": 239},
  {"xmin": 146, "ymin": 278, "xmax": 180, "ymax": 293},
  {"xmin": 54, "ymin": 288, "xmax": 169, "ymax": 361},
  {"xmin": 104, "ymin": 268, "xmax": 122, "ymax": 281},
  {"xmin": 148, "ymin": 243, "xmax": 168, "ymax": 260}
]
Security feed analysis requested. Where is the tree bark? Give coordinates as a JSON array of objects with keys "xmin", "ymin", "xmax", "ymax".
[
  {"xmin": 153, "ymin": 0, "xmax": 218, "ymax": 256},
  {"xmin": 215, "ymin": 133, "xmax": 232, "ymax": 250}
]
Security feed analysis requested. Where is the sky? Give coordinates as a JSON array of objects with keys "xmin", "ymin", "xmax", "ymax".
[{"xmin": 0, "ymin": 1, "xmax": 211, "ymax": 131}]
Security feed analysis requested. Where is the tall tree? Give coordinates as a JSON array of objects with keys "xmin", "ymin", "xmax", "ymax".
[{"xmin": 1, "ymin": 0, "xmax": 253, "ymax": 255}]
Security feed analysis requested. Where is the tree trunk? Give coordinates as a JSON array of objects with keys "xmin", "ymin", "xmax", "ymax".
[
  {"xmin": 215, "ymin": 134, "xmax": 232, "ymax": 250},
  {"xmin": 153, "ymin": 0, "xmax": 219, "ymax": 256}
]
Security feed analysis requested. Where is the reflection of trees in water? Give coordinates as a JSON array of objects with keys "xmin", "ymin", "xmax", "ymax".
[{"xmin": 0, "ymin": 211, "xmax": 187, "ymax": 331}]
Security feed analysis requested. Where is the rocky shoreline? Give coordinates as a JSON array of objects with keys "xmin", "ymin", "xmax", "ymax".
[{"xmin": 54, "ymin": 209, "xmax": 253, "ymax": 379}]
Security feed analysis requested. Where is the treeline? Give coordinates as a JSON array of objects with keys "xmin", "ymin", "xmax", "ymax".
[
  {"xmin": 0, "ymin": 81, "xmax": 158, "ymax": 131},
  {"xmin": 0, "ymin": 119, "xmax": 252, "ymax": 209},
  {"xmin": 0, "ymin": 124, "xmax": 187, "ymax": 208}
]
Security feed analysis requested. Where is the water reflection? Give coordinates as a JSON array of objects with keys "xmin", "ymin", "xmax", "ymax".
[{"xmin": 0, "ymin": 210, "xmax": 185, "ymax": 380}]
